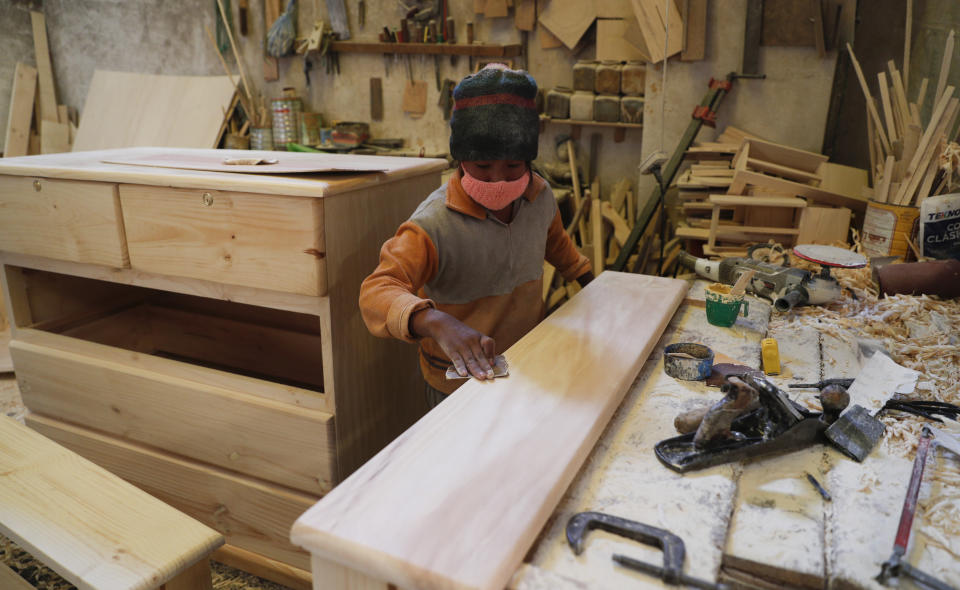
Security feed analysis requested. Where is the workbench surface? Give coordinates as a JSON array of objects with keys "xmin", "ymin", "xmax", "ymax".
[{"xmin": 511, "ymin": 280, "xmax": 960, "ymax": 590}]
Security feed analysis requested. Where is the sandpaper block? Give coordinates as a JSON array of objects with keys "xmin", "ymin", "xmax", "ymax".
[{"xmin": 446, "ymin": 354, "xmax": 509, "ymax": 380}]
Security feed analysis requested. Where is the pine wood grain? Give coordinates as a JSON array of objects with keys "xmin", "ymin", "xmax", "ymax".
[
  {"xmin": 0, "ymin": 148, "xmax": 446, "ymax": 200},
  {"xmin": 538, "ymin": 0, "xmax": 597, "ymax": 50},
  {"xmin": 630, "ymin": 0, "xmax": 683, "ymax": 63},
  {"xmin": 30, "ymin": 12, "xmax": 58, "ymax": 124},
  {"xmin": 291, "ymin": 272, "xmax": 686, "ymax": 590},
  {"xmin": 119, "ymin": 184, "xmax": 326, "ymax": 296},
  {"xmin": 0, "ymin": 175, "xmax": 129, "ymax": 267},
  {"xmin": 12, "ymin": 327, "xmax": 336, "ymax": 495},
  {"xmin": 72, "ymin": 71, "xmax": 236, "ymax": 151},
  {"xmin": 26, "ymin": 413, "xmax": 315, "ymax": 571},
  {"xmin": 0, "ymin": 415, "xmax": 224, "ymax": 590},
  {"xmin": 3, "ymin": 63, "xmax": 37, "ymax": 158}
]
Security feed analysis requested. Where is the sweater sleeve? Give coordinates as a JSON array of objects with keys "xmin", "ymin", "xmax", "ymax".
[
  {"xmin": 544, "ymin": 209, "xmax": 592, "ymax": 281},
  {"xmin": 359, "ymin": 221, "xmax": 439, "ymax": 342}
]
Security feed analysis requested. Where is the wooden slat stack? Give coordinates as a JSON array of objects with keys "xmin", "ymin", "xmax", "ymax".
[{"xmin": 848, "ymin": 36, "xmax": 960, "ymax": 206}]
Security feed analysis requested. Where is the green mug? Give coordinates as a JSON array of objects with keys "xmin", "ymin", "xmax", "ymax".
[{"xmin": 705, "ymin": 284, "xmax": 748, "ymax": 327}]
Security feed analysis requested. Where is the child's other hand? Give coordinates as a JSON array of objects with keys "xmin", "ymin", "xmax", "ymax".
[{"xmin": 411, "ymin": 309, "xmax": 497, "ymax": 380}]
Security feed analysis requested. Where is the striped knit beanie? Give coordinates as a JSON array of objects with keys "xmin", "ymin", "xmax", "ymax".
[{"xmin": 449, "ymin": 64, "xmax": 539, "ymax": 162}]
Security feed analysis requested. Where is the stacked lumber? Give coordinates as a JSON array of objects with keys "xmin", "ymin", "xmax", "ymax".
[
  {"xmin": 675, "ymin": 128, "xmax": 866, "ymax": 256},
  {"xmin": 848, "ymin": 36, "xmax": 960, "ymax": 206},
  {"xmin": 3, "ymin": 12, "xmax": 75, "ymax": 157}
]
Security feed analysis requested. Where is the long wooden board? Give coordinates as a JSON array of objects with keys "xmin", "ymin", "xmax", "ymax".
[
  {"xmin": 3, "ymin": 63, "xmax": 37, "ymax": 158},
  {"xmin": 291, "ymin": 272, "xmax": 687, "ymax": 590},
  {"xmin": 30, "ymin": 12, "xmax": 58, "ymax": 124},
  {"xmin": 72, "ymin": 71, "xmax": 236, "ymax": 151},
  {"xmin": 0, "ymin": 415, "xmax": 223, "ymax": 589}
]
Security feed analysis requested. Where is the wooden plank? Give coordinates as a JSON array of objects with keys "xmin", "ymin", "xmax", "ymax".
[
  {"xmin": 0, "ymin": 175, "xmax": 129, "ymax": 268},
  {"xmin": 369, "ymin": 78, "xmax": 383, "ymax": 121},
  {"xmin": 597, "ymin": 0, "xmax": 633, "ymax": 18},
  {"xmin": 591, "ymin": 190, "xmax": 603, "ymax": 274},
  {"xmin": 681, "ymin": 0, "xmax": 707, "ymax": 61},
  {"xmin": 847, "ymin": 43, "xmax": 892, "ymax": 155},
  {"xmin": 934, "ymin": 29, "xmax": 955, "ymax": 108},
  {"xmin": 519, "ymin": 288, "xmax": 769, "ymax": 589},
  {"xmin": 596, "ymin": 19, "xmax": 647, "ymax": 61},
  {"xmin": 0, "ymin": 562, "xmax": 34, "ymax": 590},
  {"xmin": 514, "ymin": 0, "xmax": 536, "ymax": 31},
  {"xmin": 816, "ymin": 162, "xmax": 869, "ymax": 199},
  {"xmin": 30, "ymin": 12, "xmax": 58, "ymax": 123},
  {"xmin": 485, "ymin": 0, "xmax": 509, "ymax": 18},
  {"xmin": 119, "ymin": 184, "xmax": 325, "ymax": 297},
  {"xmin": 747, "ymin": 158, "xmax": 822, "ymax": 184},
  {"xmin": 0, "ymin": 414, "xmax": 224, "ymax": 589},
  {"xmin": 39, "ymin": 120, "xmax": 70, "ymax": 154},
  {"xmin": 538, "ymin": 0, "xmax": 597, "ymax": 50},
  {"xmin": 631, "ymin": 0, "xmax": 683, "ymax": 63},
  {"xmin": 740, "ymin": 138, "xmax": 828, "ymax": 173},
  {"xmin": 11, "ymin": 328, "xmax": 336, "ymax": 495},
  {"xmin": 3, "ymin": 63, "xmax": 37, "ymax": 158},
  {"xmin": 312, "ymin": 556, "xmax": 389, "ymax": 590},
  {"xmin": 538, "ymin": 26, "xmax": 564, "ymax": 49},
  {"xmin": 878, "ymin": 72, "xmax": 898, "ymax": 143},
  {"xmin": 875, "ymin": 154, "xmax": 895, "ymax": 203},
  {"xmin": 291, "ymin": 273, "xmax": 687, "ymax": 590},
  {"xmin": 893, "ymin": 91, "xmax": 955, "ymax": 205},
  {"xmin": 26, "ymin": 413, "xmax": 315, "ymax": 570},
  {"xmin": 708, "ymin": 194, "xmax": 807, "ymax": 208},
  {"xmin": 73, "ymin": 71, "xmax": 236, "ymax": 151},
  {"xmin": 213, "ymin": 545, "xmax": 312, "ymax": 590},
  {"xmin": 728, "ymin": 169, "xmax": 869, "ymax": 213},
  {"xmin": 796, "ymin": 206, "xmax": 852, "ymax": 244}
]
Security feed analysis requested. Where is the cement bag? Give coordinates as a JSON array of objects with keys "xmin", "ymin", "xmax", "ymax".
[{"xmin": 920, "ymin": 193, "xmax": 960, "ymax": 259}]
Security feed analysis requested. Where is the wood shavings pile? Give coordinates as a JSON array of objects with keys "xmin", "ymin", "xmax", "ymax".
[{"xmin": 768, "ymin": 240, "xmax": 960, "ymax": 457}]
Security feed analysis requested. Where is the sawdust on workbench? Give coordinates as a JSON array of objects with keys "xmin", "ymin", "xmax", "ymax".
[{"xmin": 764, "ymin": 237, "xmax": 960, "ymax": 569}]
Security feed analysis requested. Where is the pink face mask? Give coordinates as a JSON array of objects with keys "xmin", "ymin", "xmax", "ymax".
[{"xmin": 460, "ymin": 170, "xmax": 530, "ymax": 211}]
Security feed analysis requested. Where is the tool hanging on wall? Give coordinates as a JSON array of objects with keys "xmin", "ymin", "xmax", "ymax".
[
  {"xmin": 267, "ymin": 0, "xmax": 297, "ymax": 57},
  {"xmin": 325, "ymin": 0, "xmax": 351, "ymax": 39}
]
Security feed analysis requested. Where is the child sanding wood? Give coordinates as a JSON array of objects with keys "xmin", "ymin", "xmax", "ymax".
[{"xmin": 360, "ymin": 64, "xmax": 593, "ymax": 408}]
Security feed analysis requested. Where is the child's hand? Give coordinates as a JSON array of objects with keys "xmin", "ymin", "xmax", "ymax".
[{"xmin": 411, "ymin": 309, "xmax": 497, "ymax": 380}]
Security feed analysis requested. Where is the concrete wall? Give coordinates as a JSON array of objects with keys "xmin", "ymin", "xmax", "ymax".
[{"xmin": 0, "ymin": 0, "xmax": 889, "ymax": 197}]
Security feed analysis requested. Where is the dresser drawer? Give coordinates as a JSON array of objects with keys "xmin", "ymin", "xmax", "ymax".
[
  {"xmin": 0, "ymin": 175, "xmax": 129, "ymax": 267},
  {"xmin": 13, "ymin": 299, "xmax": 336, "ymax": 495},
  {"xmin": 119, "ymin": 185, "xmax": 326, "ymax": 296}
]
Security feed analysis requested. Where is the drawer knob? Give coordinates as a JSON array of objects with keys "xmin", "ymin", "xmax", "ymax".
[
  {"xmin": 33, "ymin": 179, "xmax": 41, "ymax": 192},
  {"xmin": 201, "ymin": 192, "xmax": 214, "ymax": 207}
]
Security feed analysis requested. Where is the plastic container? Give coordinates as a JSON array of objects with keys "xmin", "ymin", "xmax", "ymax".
[
  {"xmin": 622, "ymin": 61, "xmax": 646, "ymax": 96},
  {"xmin": 545, "ymin": 87, "xmax": 572, "ymax": 119},
  {"xmin": 271, "ymin": 87, "xmax": 303, "ymax": 150},
  {"xmin": 594, "ymin": 95, "xmax": 620, "ymax": 122},
  {"xmin": 570, "ymin": 90, "xmax": 595, "ymax": 121},
  {"xmin": 224, "ymin": 133, "xmax": 250, "ymax": 150},
  {"xmin": 595, "ymin": 61, "xmax": 622, "ymax": 95},
  {"xmin": 621, "ymin": 96, "xmax": 644, "ymax": 124},
  {"xmin": 573, "ymin": 61, "xmax": 599, "ymax": 92},
  {"xmin": 249, "ymin": 127, "xmax": 274, "ymax": 150}
]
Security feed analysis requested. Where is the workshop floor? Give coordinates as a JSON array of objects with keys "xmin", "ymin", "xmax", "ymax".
[{"xmin": 0, "ymin": 375, "xmax": 293, "ymax": 590}]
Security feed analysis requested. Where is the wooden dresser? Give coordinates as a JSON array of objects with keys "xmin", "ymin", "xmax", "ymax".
[{"xmin": 0, "ymin": 148, "xmax": 445, "ymax": 584}]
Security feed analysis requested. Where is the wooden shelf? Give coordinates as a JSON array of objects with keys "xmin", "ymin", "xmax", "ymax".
[
  {"xmin": 539, "ymin": 116, "xmax": 642, "ymax": 143},
  {"xmin": 329, "ymin": 41, "xmax": 522, "ymax": 57}
]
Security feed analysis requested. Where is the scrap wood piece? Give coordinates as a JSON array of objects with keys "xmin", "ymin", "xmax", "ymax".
[
  {"xmin": 73, "ymin": 71, "xmax": 236, "ymax": 151},
  {"xmin": 291, "ymin": 273, "xmax": 687, "ymax": 590},
  {"xmin": 538, "ymin": 0, "xmax": 597, "ymax": 50},
  {"xmin": 3, "ymin": 63, "xmax": 37, "ymax": 158},
  {"xmin": 893, "ymin": 90, "xmax": 956, "ymax": 205},
  {"xmin": 485, "ymin": 0, "xmax": 509, "ymax": 18},
  {"xmin": 402, "ymin": 80, "xmax": 428, "ymax": 116},
  {"xmin": 30, "ymin": 11, "xmax": 58, "ymax": 124},
  {"xmin": 680, "ymin": 0, "xmax": 707, "ymax": 61},
  {"xmin": 847, "ymin": 43, "xmax": 892, "ymax": 155},
  {"xmin": 934, "ymin": 29, "xmax": 955, "ymax": 109},
  {"xmin": 630, "ymin": 0, "xmax": 683, "ymax": 63},
  {"xmin": 538, "ymin": 26, "xmax": 563, "ymax": 49},
  {"xmin": 596, "ymin": 18, "xmax": 648, "ymax": 62},
  {"xmin": 515, "ymin": 0, "xmax": 536, "ymax": 30}
]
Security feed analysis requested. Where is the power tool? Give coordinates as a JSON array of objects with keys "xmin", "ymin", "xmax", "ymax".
[{"xmin": 678, "ymin": 245, "xmax": 866, "ymax": 312}]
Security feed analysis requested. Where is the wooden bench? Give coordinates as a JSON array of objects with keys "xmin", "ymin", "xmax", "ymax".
[{"xmin": 0, "ymin": 415, "xmax": 224, "ymax": 589}]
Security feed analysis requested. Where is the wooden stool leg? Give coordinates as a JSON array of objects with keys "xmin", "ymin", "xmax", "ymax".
[{"xmin": 160, "ymin": 558, "xmax": 213, "ymax": 590}]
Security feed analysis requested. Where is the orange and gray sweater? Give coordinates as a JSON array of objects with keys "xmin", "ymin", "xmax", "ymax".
[{"xmin": 359, "ymin": 170, "xmax": 592, "ymax": 393}]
